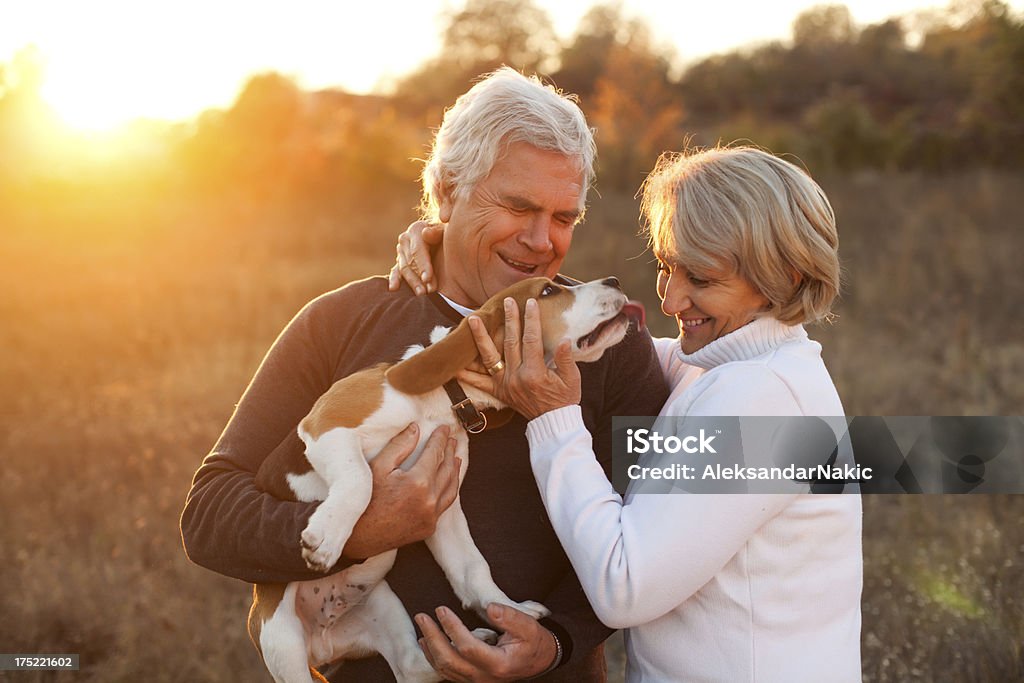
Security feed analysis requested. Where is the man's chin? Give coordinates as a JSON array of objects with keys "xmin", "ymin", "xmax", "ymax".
[{"xmin": 491, "ymin": 273, "xmax": 534, "ymax": 294}]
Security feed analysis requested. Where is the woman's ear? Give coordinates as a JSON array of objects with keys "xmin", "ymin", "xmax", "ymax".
[{"xmin": 789, "ymin": 267, "xmax": 803, "ymax": 288}]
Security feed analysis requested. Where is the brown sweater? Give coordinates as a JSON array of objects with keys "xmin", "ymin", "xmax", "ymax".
[{"xmin": 180, "ymin": 275, "xmax": 669, "ymax": 681}]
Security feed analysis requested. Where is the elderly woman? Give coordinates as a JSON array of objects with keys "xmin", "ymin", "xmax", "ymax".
[{"xmin": 396, "ymin": 145, "xmax": 862, "ymax": 682}]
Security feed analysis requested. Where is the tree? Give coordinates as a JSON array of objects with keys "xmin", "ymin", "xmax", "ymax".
[
  {"xmin": 586, "ymin": 20, "xmax": 685, "ymax": 191},
  {"xmin": 553, "ymin": 2, "xmax": 622, "ymax": 100},
  {"xmin": 393, "ymin": 0, "xmax": 559, "ymax": 116},
  {"xmin": 803, "ymin": 90, "xmax": 887, "ymax": 171},
  {"xmin": 793, "ymin": 4, "xmax": 857, "ymax": 48},
  {"xmin": 440, "ymin": 0, "xmax": 558, "ymax": 73}
]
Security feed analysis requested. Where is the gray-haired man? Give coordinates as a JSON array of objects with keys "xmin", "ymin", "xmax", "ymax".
[{"xmin": 181, "ymin": 68, "xmax": 667, "ymax": 681}]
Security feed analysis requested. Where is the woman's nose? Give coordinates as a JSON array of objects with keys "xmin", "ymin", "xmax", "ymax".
[{"xmin": 660, "ymin": 280, "xmax": 691, "ymax": 316}]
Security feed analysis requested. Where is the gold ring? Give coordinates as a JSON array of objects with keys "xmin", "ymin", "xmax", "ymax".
[{"xmin": 486, "ymin": 359, "xmax": 505, "ymax": 376}]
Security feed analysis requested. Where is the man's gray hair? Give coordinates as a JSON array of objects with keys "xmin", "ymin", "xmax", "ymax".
[{"xmin": 420, "ymin": 67, "xmax": 596, "ymax": 221}]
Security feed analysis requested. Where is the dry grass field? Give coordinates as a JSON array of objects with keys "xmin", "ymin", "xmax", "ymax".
[{"xmin": 1, "ymin": 172, "xmax": 1022, "ymax": 681}]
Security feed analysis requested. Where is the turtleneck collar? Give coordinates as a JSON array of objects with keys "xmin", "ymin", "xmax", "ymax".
[{"xmin": 676, "ymin": 316, "xmax": 807, "ymax": 369}]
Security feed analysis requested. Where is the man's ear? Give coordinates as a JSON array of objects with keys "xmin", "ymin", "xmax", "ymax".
[{"xmin": 437, "ymin": 183, "xmax": 455, "ymax": 223}]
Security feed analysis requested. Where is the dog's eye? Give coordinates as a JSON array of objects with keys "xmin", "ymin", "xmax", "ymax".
[{"xmin": 540, "ymin": 284, "xmax": 560, "ymax": 297}]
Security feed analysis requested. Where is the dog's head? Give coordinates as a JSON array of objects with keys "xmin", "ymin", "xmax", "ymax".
[
  {"xmin": 474, "ymin": 276, "xmax": 646, "ymax": 364},
  {"xmin": 386, "ymin": 277, "xmax": 645, "ymax": 397}
]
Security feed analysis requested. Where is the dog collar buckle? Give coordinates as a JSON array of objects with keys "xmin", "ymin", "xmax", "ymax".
[{"xmin": 443, "ymin": 380, "xmax": 488, "ymax": 434}]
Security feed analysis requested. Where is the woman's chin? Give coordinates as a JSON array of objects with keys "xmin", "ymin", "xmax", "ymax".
[{"xmin": 678, "ymin": 331, "xmax": 703, "ymax": 355}]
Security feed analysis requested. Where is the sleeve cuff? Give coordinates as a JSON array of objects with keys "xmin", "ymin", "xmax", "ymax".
[
  {"xmin": 537, "ymin": 617, "xmax": 573, "ymax": 672},
  {"xmin": 526, "ymin": 404, "xmax": 587, "ymax": 447}
]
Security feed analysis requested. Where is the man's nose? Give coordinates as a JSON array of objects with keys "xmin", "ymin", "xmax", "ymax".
[
  {"xmin": 602, "ymin": 277, "xmax": 621, "ymax": 290},
  {"xmin": 519, "ymin": 217, "xmax": 554, "ymax": 252}
]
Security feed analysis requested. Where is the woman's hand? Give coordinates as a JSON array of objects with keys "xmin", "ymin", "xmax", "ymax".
[
  {"xmin": 388, "ymin": 220, "xmax": 445, "ymax": 295},
  {"xmin": 458, "ymin": 297, "xmax": 581, "ymax": 420}
]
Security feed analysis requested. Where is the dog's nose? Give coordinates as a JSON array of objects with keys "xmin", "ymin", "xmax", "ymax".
[{"xmin": 602, "ymin": 277, "xmax": 622, "ymax": 290}]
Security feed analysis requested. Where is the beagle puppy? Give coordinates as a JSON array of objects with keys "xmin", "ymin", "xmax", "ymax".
[{"xmin": 248, "ymin": 276, "xmax": 643, "ymax": 683}]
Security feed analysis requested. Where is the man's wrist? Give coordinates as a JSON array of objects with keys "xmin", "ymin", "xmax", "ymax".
[
  {"xmin": 523, "ymin": 616, "xmax": 572, "ymax": 679},
  {"xmin": 526, "ymin": 629, "xmax": 562, "ymax": 680}
]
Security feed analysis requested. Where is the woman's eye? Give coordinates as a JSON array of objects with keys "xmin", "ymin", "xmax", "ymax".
[{"xmin": 688, "ymin": 274, "xmax": 709, "ymax": 286}]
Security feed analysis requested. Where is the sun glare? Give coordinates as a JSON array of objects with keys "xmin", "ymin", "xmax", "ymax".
[
  {"xmin": 42, "ymin": 76, "xmax": 140, "ymax": 133},
  {"xmin": 11, "ymin": 0, "xmax": 1021, "ymax": 135},
  {"xmin": 5, "ymin": 0, "xmax": 438, "ymax": 135},
  {"xmin": 37, "ymin": 46, "xmax": 236, "ymax": 133}
]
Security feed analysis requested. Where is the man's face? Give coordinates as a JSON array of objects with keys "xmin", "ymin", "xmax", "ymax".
[{"xmin": 436, "ymin": 142, "xmax": 585, "ymax": 308}]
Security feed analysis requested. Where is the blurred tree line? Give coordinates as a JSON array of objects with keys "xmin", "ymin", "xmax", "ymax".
[{"xmin": 1, "ymin": 0, "xmax": 1022, "ymax": 203}]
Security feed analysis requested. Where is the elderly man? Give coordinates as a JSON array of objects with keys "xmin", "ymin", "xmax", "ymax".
[{"xmin": 180, "ymin": 67, "xmax": 667, "ymax": 681}]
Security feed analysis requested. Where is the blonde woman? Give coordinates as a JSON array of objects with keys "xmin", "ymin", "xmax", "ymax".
[{"xmin": 395, "ymin": 146, "xmax": 862, "ymax": 682}]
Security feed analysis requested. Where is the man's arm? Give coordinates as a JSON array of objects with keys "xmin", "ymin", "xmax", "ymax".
[
  {"xmin": 180, "ymin": 297, "xmax": 337, "ymax": 583},
  {"xmin": 180, "ymin": 290, "xmax": 458, "ymax": 583}
]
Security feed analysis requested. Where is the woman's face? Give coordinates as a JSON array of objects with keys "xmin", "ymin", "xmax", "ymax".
[{"xmin": 656, "ymin": 250, "xmax": 770, "ymax": 354}]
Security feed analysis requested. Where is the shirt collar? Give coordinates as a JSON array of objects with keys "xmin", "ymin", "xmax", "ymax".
[{"xmin": 676, "ymin": 316, "xmax": 807, "ymax": 369}]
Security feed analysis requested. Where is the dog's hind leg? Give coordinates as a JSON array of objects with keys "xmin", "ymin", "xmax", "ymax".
[
  {"xmin": 258, "ymin": 584, "xmax": 318, "ymax": 683},
  {"xmin": 320, "ymin": 580, "xmax": 442, "ymax": 683},
  {"xmin": 425, "ymin": 434, "xmax": 549, "ymax": 621},
  {"xmin": 425, "ymin": 496, "xmax": 550, "ymax": 621},
  {"xmin": 299, "ymin": 428, "xmax": 373, "ymax": 573},
  {"xmin": 368, "ymin": 581, "xmax": 444, "ymax": 683}
]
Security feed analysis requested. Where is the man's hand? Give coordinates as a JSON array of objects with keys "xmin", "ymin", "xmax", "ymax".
[
  {"xmin": 343, "ymin": 424, "xmax": 460, "ymax": 559},
  {"xmin": 388, "ymin": 220, "xmax": 445, "ymax": 295},
  {"xmin": 416, "ymin": 603, "xmax": 559, "ymax": 682}
]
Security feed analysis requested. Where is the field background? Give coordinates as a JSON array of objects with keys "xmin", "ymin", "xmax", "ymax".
[{"xmin": 2, "ymin": 1, "xmax": 1023, "ymax": 680}]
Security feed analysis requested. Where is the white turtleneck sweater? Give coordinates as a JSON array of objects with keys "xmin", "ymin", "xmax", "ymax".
[{"xmin": 526, "ymin": 317, "xmax": 862, "ymax": 682}]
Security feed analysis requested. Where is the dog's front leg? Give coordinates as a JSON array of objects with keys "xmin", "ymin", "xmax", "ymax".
[{"xmin": 300, "ymin": 428, "xmax": 373, "ymax": 573}]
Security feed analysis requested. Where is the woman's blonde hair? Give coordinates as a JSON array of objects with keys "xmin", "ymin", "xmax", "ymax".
[{"xmin": 640, "ymin": 144, "xmax": 840, "ymax": 325}]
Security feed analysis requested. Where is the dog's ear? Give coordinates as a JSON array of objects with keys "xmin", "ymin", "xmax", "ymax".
[
  {"xmin": 471, "ymin": 295, "xmax": 509, "ymax": 351},
  {"xmin": 386, "ymin": 289, "xmax": 526, "ymax": 395},
  {"xmin": 386, "ymin": 306, "xmax": 506, "ymax": 395}
]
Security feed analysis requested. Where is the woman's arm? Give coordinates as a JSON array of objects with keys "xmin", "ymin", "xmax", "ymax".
[
  {"xmin": 526, "ymin": 405, "xmax": 796, "ymax": 629},
  {"xmin": 459, "ymin": 298, "xmax": 801, "ymax": 627},
  {"xmin": 651, "ymin": 335, "xmax": 691, "ymax": 385}
]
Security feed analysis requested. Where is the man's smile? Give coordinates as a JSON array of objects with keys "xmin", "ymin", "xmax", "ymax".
[{"xmin": 499, "ymin": 253, "xmax": 544, "ymax": 274}]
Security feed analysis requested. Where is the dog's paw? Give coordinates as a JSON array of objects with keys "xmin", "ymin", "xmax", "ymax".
[
  {"xmin": 511, "ymin": 600, "xmax": 551, "ymax": 620},
  {"xmin": 470, "ymin": 628, "xmax": 499, "ymax": 645},
  {"xmin": 300, "ymin": 525, "xmax": 342, "ymax": 573},
  {"xmin": 395, "ymin": 649, "xmax": 445, "ymax": 683},
  {"xmin": 466, "ymin": 597, "xmax": 551, "ymax": 622}
]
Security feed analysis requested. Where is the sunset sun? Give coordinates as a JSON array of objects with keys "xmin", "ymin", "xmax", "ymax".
[{"xmin": 38, "ymin": 44, "xmax": 239, "ymax": 132}]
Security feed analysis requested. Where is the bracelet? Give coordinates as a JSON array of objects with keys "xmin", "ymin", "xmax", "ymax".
[{"xmin": 527, "ymin": 629, "xmax": 563, "ymax": 679}]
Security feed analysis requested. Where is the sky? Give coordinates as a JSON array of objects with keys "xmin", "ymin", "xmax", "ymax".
[{"xmin": 2, "ymin": 0, "xmax": 1021, "ymax": 131}]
